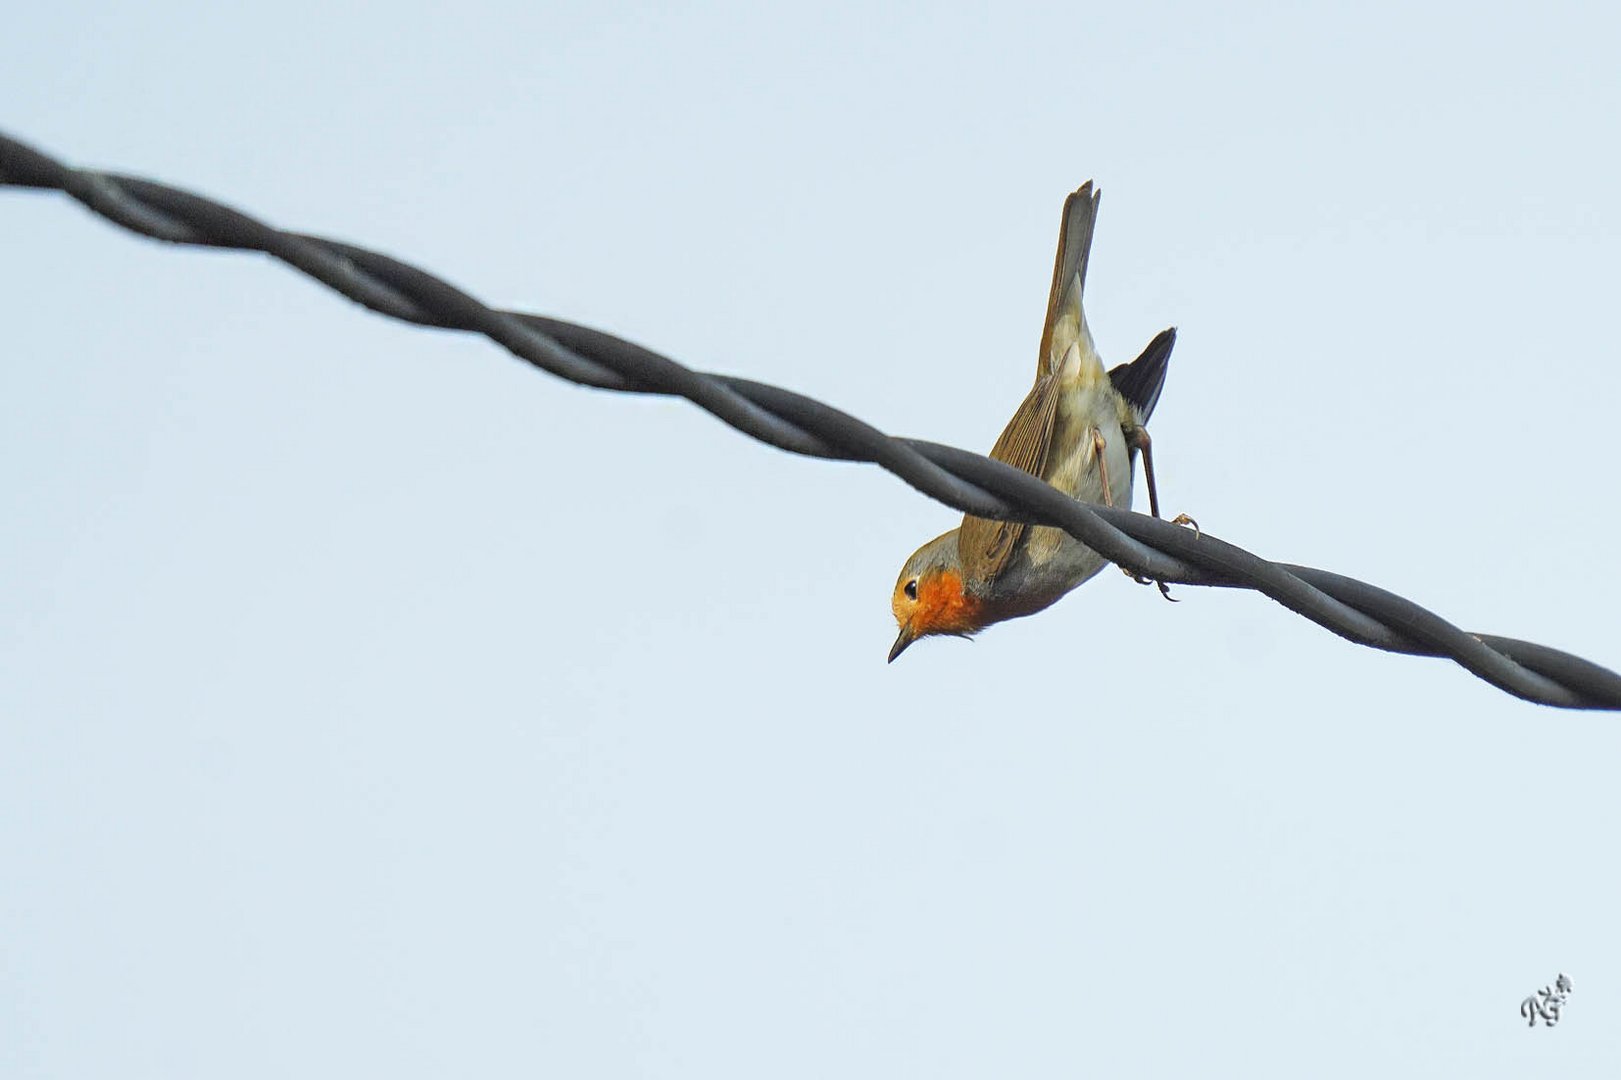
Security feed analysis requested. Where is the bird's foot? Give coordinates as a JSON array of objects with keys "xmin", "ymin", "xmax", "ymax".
[{"xmin": 1120, "ymin": 564, "xmax": 1180, "ymax": 603}]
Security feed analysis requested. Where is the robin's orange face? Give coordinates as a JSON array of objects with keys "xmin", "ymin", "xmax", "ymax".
[{"xmin": 889, "ymin": 568, "xmax": 982, "ymax": 661}]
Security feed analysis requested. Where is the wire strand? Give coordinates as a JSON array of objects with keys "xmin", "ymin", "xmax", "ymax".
[{"xmin": 4, "ymin": 130, "xmax": 1617, "ymax": 710}]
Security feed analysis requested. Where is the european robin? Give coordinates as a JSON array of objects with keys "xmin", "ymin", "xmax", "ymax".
[{"xmin": 888, "ymin": 182, "xmax": 1193, "ymax": 662}]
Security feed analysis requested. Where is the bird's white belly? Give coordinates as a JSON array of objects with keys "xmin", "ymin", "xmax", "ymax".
[
  {"xmin": 1050, "ymin": 386, "xmax": 1132, "ymax": 510},
  {"xmin": 1009, "ymin": 384, "xmax": 1135, "ymax": 596}
]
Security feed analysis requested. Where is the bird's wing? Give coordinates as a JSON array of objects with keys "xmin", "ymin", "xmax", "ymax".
[
  {"xmin": 1038, "ymin": 183, "xmax": 1102, "ymax": 378},
  {"xmin": 958, "ymin": 371, "xmax": 1063, "ymax": 585},
  {"xmin": 1108, "ymin": 326, "xmax": 1177, "ymax": 427}
]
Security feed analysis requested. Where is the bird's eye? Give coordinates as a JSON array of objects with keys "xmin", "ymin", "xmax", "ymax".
[{"xmin": 904, "ymin": 578, "xmax": 919, "ymax": 601}]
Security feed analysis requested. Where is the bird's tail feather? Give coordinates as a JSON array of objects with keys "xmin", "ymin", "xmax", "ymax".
[{"xmin": 1039, "ymin": 184, "xmax": 1102, "ymax": 374}]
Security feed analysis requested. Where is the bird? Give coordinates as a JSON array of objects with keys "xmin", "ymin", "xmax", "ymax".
[{"xmin": 887, "ymin": 182, "xmax": 1191, "ymax": 663}]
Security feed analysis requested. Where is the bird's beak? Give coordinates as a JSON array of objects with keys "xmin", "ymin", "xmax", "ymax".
[{"xmin": 887, "ymin": 623, "xmax": 916, "ymax": 664}]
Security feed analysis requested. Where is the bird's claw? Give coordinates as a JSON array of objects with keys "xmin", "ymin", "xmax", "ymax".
[
  {"xmin": 1145, "ymin": 514, "xmax": 1199, "ymax": 599},
  {"xmin": 1120, "ymin": 564, "xmax": 1179, "ymax": 602}
]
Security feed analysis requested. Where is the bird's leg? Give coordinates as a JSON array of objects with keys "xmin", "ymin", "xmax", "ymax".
[
  {"xmin": 1123, "ymin": 422, "xmax": 1162, "ymax": 520},
  {"xmin": 1121, "ymin": 422, "xmax": 1200, "ymax": 601},
  {"xmin": 1090, "ymin": 426, "xmax": 1114, "ymax": 508}
]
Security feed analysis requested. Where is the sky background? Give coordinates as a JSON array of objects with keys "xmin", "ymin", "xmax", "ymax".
[{"xmin": 4, "ymin": 2, "xmax": 1620, "ymax": 1076}]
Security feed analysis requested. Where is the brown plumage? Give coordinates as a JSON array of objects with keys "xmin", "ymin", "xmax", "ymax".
[{"xmin": 889, "ymin": 182, "xmax": 1185, "ymax": 661}]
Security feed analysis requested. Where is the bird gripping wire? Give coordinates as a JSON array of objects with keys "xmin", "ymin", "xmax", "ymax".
[{"xmin": 3, "ymin": 130, "xmax": 1618, "ymax": 710}]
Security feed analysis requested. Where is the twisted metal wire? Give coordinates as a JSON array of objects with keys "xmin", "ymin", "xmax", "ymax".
[{"xmin": 4, "ymin": 130, "xmax": 1617, "ymax": 711}]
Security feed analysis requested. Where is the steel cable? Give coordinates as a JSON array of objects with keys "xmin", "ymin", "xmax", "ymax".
[{"xmin": 4, "ymin": 130, "xmax": 1617, "ymax": 709}]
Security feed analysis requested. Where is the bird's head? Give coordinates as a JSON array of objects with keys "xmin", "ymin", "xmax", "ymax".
[{"xmin": 889, "ymin": 530, "xmax": 982, "ymax": 662}]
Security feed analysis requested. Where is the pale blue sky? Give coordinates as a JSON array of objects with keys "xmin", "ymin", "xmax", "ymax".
[{"xmin": 4, "ymin": 2, "xmax": 1620, "ymax": 1076}]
